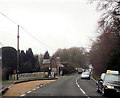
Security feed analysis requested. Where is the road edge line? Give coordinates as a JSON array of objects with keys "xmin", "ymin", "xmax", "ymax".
[{"xmin": 91, "ymin": 76, "xmax": 97, "ymax": 82}]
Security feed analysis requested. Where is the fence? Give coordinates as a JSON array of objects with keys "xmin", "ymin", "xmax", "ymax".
[{"xmin": 11, "ymin": 72, "xmax": 46, "ymax": 80}]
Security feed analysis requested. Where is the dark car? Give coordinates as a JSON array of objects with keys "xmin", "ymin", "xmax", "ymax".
[{"xmin": 96, "ymin": 73, "xmax": 120, "ymax": 96}]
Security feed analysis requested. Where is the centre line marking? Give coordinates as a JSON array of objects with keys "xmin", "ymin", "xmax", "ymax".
[{"xmin": 76, "ymin": 76, "xmax": 90, "ymax": 98}]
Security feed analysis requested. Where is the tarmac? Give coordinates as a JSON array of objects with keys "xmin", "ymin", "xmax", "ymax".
[{"xmin": 0, "ymin": 77, "xmax": 58, "ymax": 97}]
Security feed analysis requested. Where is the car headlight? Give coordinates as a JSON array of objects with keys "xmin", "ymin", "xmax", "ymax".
[{"xmin": 107, "ymin": 85, "xmax": 114, "ymax": 89}]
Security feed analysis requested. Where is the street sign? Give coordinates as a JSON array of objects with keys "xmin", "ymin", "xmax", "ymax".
[
  {"xmin": 43, "ymin": 59, "xmax": 50, "ymax": 64},
  {"xmin": 106, "ymin": 70, "xmax": 119, "ymax": 74},
  {"xmin": 51, "ymin": 72, "xmax": 55, "ymax": 78}
]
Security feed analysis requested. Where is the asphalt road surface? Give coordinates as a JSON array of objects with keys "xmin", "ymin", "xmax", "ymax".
[{"xmin": 23, "ymin": 74, "xmax": 103, "ymax": 97}]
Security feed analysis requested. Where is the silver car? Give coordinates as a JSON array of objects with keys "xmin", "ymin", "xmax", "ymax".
[{"xmin": 81, "ymin": 72, "xmax": 91, "ymax": 79}]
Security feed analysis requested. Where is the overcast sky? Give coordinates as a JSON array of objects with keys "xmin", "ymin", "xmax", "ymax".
[{"xmin": 0, "ymin": 0, "xmax": 101, "ymax": 55}]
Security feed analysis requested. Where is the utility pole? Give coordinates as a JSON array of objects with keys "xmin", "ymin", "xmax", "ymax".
[
  {"xmin": 56, "ymin": 57, "xmax": 60, "ymax": 76},
  {"xmin": 17, "ymin": 25, "xmax": 20, "ymax": 80}
]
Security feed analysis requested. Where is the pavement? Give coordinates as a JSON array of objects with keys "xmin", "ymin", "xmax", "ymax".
[
  {"xmin": 2, "ymin": 80, "xmax": 56, "ymax": 97},
  {"xmin": 0, "ymin": 77, "xmax": 58, "ymax": 97}
]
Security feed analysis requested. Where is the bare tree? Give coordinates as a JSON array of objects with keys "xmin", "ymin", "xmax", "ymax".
[{"xmin": 89, "ymin": 0, "xmax": 120, "ymax": 76}]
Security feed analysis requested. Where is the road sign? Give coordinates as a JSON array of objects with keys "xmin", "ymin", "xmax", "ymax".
[
  {"xmin": 106, "ymin": 70, "xmax": 119, "ymax": 74},
  {"xmin": 51, "ymin": 72, "xmax": 55, "ymax": 78}
]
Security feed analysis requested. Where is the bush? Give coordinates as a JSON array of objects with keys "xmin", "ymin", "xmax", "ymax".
[{"xmin": 62, "ymin": 62, "xmax": 76, "ymax": 74}]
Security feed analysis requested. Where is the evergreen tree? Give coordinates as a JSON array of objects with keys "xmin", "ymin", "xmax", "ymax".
[
  {"xmin": 43, "ymin": 51, "xmax": 50, "ymax": 59},
  {"xmin": 2, "ymin": 47, "xmax": 17, "ymax": 80}
]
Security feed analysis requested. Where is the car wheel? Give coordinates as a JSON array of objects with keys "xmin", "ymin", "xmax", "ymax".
[
  {"xmin": 102, "ymin": 88, "xmax": 107, "ymax": 96},
  {"xmin": 97, "ymin": 85, "xmax": 100, "ymax": 93}
]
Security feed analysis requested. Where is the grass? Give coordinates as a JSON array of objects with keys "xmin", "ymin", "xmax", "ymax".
[
  {"xmin": 92, "ymin": 71, "xmax": 99, "ymax": 80},
  {"xmin": 2, "ymin": 80, "xmax": 15, "ymax": 83},
  {"xmin": 2, "ymin": 76, "xmax": 54, "ymax": 83}
]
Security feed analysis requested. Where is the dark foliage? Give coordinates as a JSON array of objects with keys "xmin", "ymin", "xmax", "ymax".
[
  {"xmin": 62, "ymin": 62, "xmax": 76, "ymax": 74},
  {"xmin": 2, "ymin": 47, "xmax": 17, "ymax": 80},
  {"xmin": 2, "ymin": 47, "xmax": 40, "ymax": 80},
  {"xmin": 43, "ymin": 51, "xmax": 50, "ymax": 59},
  {"xmin": 19, "ymin": 48, "xmax": 40, "ymax": 73}
]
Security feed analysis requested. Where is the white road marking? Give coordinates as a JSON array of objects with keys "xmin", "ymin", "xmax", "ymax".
[
  {"xmin": 40, "ymin": 85, "xmax": 43, "ymax": 87},
  {"xmin": 80, "ymin": 88, "xmax": 86, "ymax": 95},
  {"xmin": 76, "ymin": 76, "xmax": 90, "ymax": 98},
  {"xmin": 33, "ymin": 89, "xmax": 36, "ymax": 91},
  {"xmin": 20, "ymin": 83, "xmax": 50, "ymax": 97},
  {"xmin": 20, "ymin": 94, "xmax": 26, "ymax": 97},
  {"xmin": 91, "ymin": 76, "xmax": 97, "ymax": 82},
  {"xmin": 27, "ymin": 91, "xmax": 32, "ymax": 94},
  {"xmin": 76, "ymin": 77, "xmax": 80, "ymax": 87},
  {"xmin": 37, "ymin": 87, "xmax": 39, "ymax": 89}
]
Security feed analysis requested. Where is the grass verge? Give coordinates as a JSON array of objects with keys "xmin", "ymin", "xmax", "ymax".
[
  {"xmin": 92, "ymin": 71, "xmax": 99, "ymax": 80},
  {"xmin": 2, "ymin": 77, "xmax": 55, "ymax": 84}
]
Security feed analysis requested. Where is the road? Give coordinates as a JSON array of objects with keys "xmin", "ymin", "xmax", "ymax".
[{"xmin": 22, "ymin": 74, "xmax": 102, "ymax": 97}]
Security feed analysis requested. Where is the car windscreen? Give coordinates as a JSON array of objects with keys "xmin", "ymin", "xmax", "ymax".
[
  {"xmin": 82, "ymin": 72, "xmax": 90, "ymax": 75},
  {"xmin": 104, "ymin": 74, "xmax": 120, "ymax": 83}
]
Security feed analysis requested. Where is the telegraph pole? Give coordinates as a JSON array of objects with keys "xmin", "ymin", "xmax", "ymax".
[{"xmin": 17, "ymin": 25, "xmax": 20, "ymax": 80}]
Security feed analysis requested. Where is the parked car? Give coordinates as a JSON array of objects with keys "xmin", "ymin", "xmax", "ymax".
[
  {"xmin": 77, "ymin": 68, "xmax": 83, "ymax": 74},
  {"xmin": 96, "ymin": 71, "xmax": 120, "ymax": 96},
  {"xmin": 81, "ymin": 71, "xmax": 91, "ymax": 79}
]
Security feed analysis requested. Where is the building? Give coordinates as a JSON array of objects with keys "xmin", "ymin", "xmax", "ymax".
[
  {"xmin": 50, "ymin": 57, "xmax": 57, "ymax": 74},
  {"xmin": 42, "ymin": 59, "xmax": 51, "ymax": 67}
]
